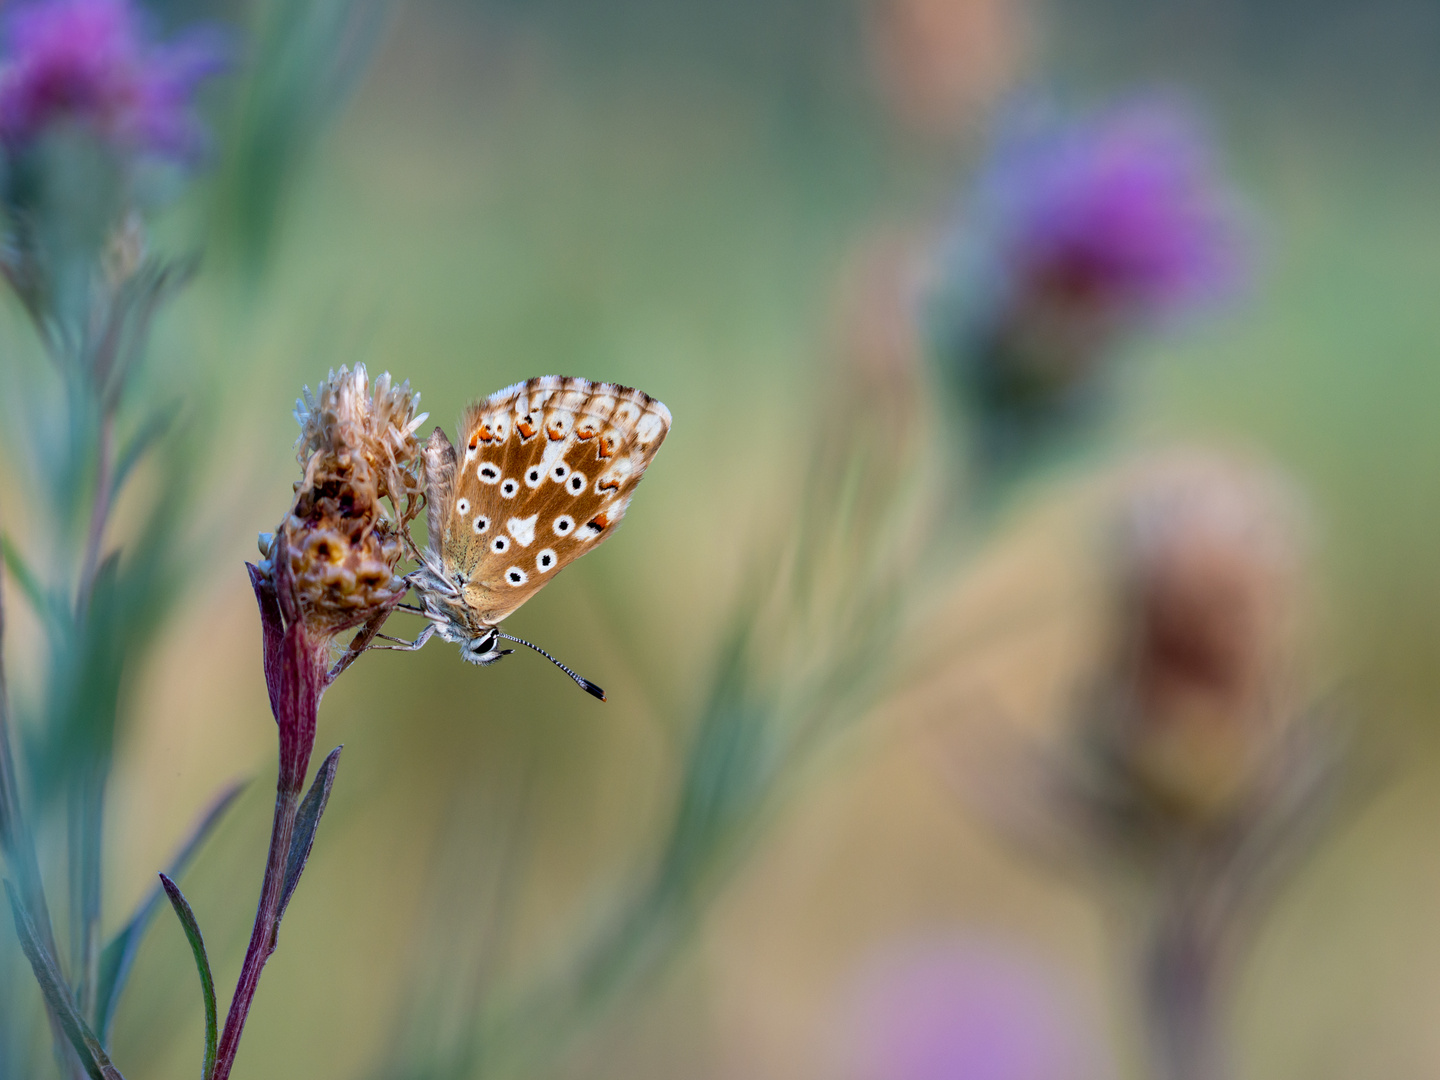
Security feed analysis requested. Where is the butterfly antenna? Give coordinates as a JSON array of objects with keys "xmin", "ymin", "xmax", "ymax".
[{"xmin": 496, "ymin": 632, "xmax": 606, "ymax": 702}]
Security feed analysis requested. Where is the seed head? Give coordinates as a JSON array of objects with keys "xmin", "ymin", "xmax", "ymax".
[{"xmin": 261, "ymin": 364, "xmax": 427, "ymax": 638}]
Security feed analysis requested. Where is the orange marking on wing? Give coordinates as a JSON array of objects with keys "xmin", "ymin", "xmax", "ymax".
[
  {"xmin": 468, "ymin": 435, "xmax": 479, "ymax": 451},
  {"xmin": 546, "ymin": 421, "xmax": 566, "ymax": 440},
  {"xmin": 598, "ymin": 434, "xmax": 617, "ymax": 459},
  {"xmin": 597, "ymin": 477, "xmax": 620, "ymax": 494},
  {"xmin": 588, "ymin": 512, "xmax": 610, "ymax": 532},
  {"xmin": 517, "ymin": 419, "xmax": 537, "ymax": 440}
]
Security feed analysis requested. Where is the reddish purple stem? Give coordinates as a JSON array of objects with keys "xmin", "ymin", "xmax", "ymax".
[
  {"xmin": 210, "ymin": 783, "xmax": 302, "ymax": 1080},
  {"xmin": 214, "ymin": 554, "xmax": 328, "ymax": 1080}
]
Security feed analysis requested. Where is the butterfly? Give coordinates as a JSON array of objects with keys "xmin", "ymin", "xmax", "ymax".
[{"xmin": 390, "ymin": 376, "xmax": 671, "ymax": 700}]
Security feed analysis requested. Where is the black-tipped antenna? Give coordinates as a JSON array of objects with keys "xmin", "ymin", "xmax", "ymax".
[{"xmin": 496, "ymin": 632, "xmax": 606, "ymax": 701}]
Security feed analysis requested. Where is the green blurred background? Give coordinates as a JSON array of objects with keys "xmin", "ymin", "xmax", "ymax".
[{"xmin": 52, "ymin": 0, "xmax": 1440, "ymax": 1076}]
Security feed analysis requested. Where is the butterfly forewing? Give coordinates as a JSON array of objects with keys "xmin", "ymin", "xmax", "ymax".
[{"xmin": 430, "ymin": 376, "xmax": 670, "ymax": 626}]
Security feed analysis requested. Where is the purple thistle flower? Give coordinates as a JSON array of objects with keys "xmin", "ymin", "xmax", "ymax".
[
  {"xmin": 0, "ymin": 0, "xmax": 225, "ymax": 162},
  {"xmin": 933, "ymin": 96, "xmax": 1250, "ymax": 466},
  {"xmin": 840, "ymin": 938, "xmax": 1110, "ymax": 1080},
  {"xmin": 964, "ymin": 97, "xmax": 1246, "ymax": 326}
]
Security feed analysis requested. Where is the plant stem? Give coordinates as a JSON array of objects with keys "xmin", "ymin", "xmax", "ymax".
[
  {"xmin": 77, "ymin": 413, "xmax": 115, "ymax": 615},
  {"xmin": 0, "ymin": 521, "xmax": 84, "ymax": 1079},
  {"xmin": 210, "ymin": 782, "xmax": 302, "ymax": 1080},
  {"xmin": 1142, "ymin": 895, "xmax": 1229, "ymax": 1080},
  {"xmin": 0, "ymin": 537, "xmax": 60, "ymax": 961},
  {"xmin": 68, "ymin": 763, "xmax": 105, "ymax": 1021}
]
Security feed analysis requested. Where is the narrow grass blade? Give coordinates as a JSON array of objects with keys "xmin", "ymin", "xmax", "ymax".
[
  {"xmin": 95, "ymin": 781, "xmax": 245, "ymax": 1040},
  {"xmin": 277, "ymin": 746, "xmax": 341, "ymax": 932},
  {"xmin": 159, "ymin": 874, "xmax": 217, "ymax": 1080},
  {"xmin": 4, "ymin": 880, "xmax": 125, "ymax": 1079},
  {"xmin": 0, "ymin": 534, "xmax": 49, "ymax": 618},
  {"xmin": 111, "ymin": 400, "xmax": 181, "ymax": 497}
]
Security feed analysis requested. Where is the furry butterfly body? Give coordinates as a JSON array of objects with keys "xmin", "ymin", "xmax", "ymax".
[{"xmin": 403, "ymin": 376, "xmax": 671, "ymax": 694}]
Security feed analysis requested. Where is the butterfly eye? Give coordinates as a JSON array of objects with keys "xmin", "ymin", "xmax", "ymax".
[
  {"xmin": 500, "ymin": 479, "xmax": 519, "ymax": 498},
  {"xmin": 472, "ymin": 515, "xmax": 489, "ymax": 534},
  {"xmin": 455, "ymin": 498, "xmax": 470, "ymax": 516},
  {"xmin": 492, "ymin": 536, "xmax": 509, "ymax": 553},
  {"xmin": 535, "ymin": 548, "xmax": 557, "ymax": 572},
  {"xmin": 551, "ymin": 463, "xmax": 569, "ymax": 482},
  {"xmin": 567, "ymin": 472, "xmax": 586, "ymax": 494},
  {"xmin": 478, "ymin": 464, "xmax": 500, "ymax": 484},
  {"xmin": 553, "ymin": 515, "xmax": 574, "ymax": 536},
  {"xmin": 505, "ymin": 567, "xmax": 529, "ymax": 586},
  {"xmin": 525, "ymin": 466, "xmax": 543, "ymax": 488}
]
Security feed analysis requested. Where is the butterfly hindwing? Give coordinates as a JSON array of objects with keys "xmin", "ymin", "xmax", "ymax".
[{"xmin": 433, "ymin": 376, "xmax": 671, "ymax": 626}]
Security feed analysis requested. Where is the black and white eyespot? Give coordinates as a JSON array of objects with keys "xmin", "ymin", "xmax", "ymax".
[
  {"xmin": 524, "ymin": 465, "xmax": 544, "ymax": 488},
  {"xmin": 551, "ymin": 462, "xmax": 570, "ymax": 482},
  {"xmin": 567, "ymin": 471, "xmax": 587, "ymax": 494},
  {"xmin": 477, "ymin": 463, "xmax": 501, "ymax": 484},
  {"xmin": 455, "ymin": 498, "xmax": 471, "ymax": 516},
  {"xmin": 472, "ymin": 515, "xmax": 490, "ymax": 535},
  {"xmin": 492, "ymin": 536, "xmax": 510, "ymax": 553},
  {"xmin": 505, "ymin": 566, "xmax": 528, "ymax": 586},
  {"xmin": 535, "ymin": 548, "xmax": 557, "ymax": 572},
  {"xmin": 553, "ymin": 515, "xmax": 575, "ymax": 536},
  {"xmin": 500, "ymin": 478, "xmax": 519, "ymax": 498}
]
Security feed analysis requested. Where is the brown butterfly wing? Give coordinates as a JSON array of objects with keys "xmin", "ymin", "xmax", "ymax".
[{"xmin": 439, "ymin": 376, "xmax": 671, "ymax": 626}]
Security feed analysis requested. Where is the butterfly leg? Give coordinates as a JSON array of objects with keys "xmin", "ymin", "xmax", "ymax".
[{"xmin": 368, "ymin": 624, "xmax": 438, "ymax": 652}]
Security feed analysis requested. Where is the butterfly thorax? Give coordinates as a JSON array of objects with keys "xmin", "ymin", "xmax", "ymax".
[{"xmin": 406, "ymin": 561, "xmax": 503, "ymax": 663}]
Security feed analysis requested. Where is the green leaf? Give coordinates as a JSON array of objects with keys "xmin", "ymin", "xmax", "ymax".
[
  {"xmin": 158, "ymin": 874, "xmax": 217, "ymax": 1080},
  {"xmin": 95, "ymin": 781, "xmax": 245, "ymax": 1042},
  {"xmin": 110, "ymin": 399, "xmax": 182, "ymax": 498},
  {"xmin": 4, "ymin": 879, "xmax": 126, "ymax": 1080},
  {"xmin": 277, "ymin": 746, "xmax": 342, "ymax": 933},
  {"xmin": 0, "ymin": 533, "xmax": 49, "ymax": 619}
]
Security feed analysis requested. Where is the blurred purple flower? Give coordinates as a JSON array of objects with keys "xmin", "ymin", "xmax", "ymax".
[
  {"xmin": 841, "ymin": 937, "xmax": 1109, "ymax": 1080},
  {"xmin": 0, "ymin": 0, "xmax": 226, "ymax": 162},
  {"xmin": 931, "ymin": 96, "xmax": 1250, "ymax": 472},
  {"xmin": 966, "ymin": 97, "xmax": 1246, "ymax": 325}
]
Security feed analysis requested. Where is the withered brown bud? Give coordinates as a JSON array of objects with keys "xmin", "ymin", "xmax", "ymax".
[{"xmin": 1099, "ymin": 454, "xmax": 1302, "ymax": 822}]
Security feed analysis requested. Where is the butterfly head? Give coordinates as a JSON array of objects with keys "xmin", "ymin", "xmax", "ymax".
[{"xmin": 461, "ymin": 628, "xmax": 513, "ymax": 666}]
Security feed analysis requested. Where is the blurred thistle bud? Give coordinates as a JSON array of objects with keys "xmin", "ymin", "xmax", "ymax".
[
  {"xmin": 865, "ymin": 0, "xmax": 1031, "ymax": 139},
  {"xmin": 930, "ymin": 98, "xmax": 1248, "ymax": 471},
  {"xmin": 1091, "ymin": 455, "xmax": 1302, "ymax": 825},
  {"xmin": 257, "ymin": 364, "xmax": 428, "ymax": 643}
]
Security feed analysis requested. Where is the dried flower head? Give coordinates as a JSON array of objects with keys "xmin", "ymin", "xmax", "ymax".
[
  {"xmin": 0, "ymin": 0, "xmax": 225, "ymax": 162},
  {"xmin": 260, "ymin": 364, "xmax": 427, "ymax": 638},
  {"xmin": 1098, "ymin": 455, "xmax": 1301, "ymax": 822}
]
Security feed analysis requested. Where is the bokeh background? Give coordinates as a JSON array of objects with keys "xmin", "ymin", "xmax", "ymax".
[{"xmin": 5, "ymin": 0, "xmax": 1440, "ymax": 1077}]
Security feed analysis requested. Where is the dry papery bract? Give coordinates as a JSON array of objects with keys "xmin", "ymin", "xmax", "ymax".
[{"xmin": 261, "ymin": 364, "xmax": 428, "ymax": 635}]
